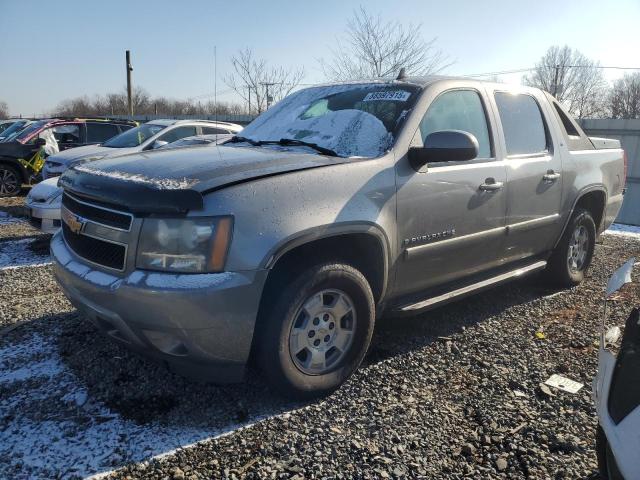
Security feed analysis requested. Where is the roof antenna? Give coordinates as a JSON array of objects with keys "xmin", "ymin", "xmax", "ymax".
[{"xmin": 396, "ymin": 67, "xmax": 407, "ymax": 80}]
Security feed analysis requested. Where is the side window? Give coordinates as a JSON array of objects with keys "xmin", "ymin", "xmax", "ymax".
[
  {"xmin": 158, "ymin": 126, "xmax": 197, "ymax": 144},
  {"xmin": 418, "ymin": 90, "xmax": 492, "ymax": 159},
  {"xmin": 202, "ymin": 127, "xmax": 229, "ymax": 135},
  {"xmin": 552, "ymin": 102, "xmax": 579, "ymax": 136},
  {"xmin": 494, "ymin": 93, "xmax": 548, "ymax": 156},
  {"xmin": 51, "ymin": 124, "xmax": 81, "ymax": 144},
  {"xmin": 86, "ymin": 123, "xmax": 120, "ymax": 143}
]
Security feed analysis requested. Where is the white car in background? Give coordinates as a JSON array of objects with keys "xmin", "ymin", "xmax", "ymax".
[
  {"xmin": 41, "ymin": 119, "xmax": 242, "ymax": 179},
  {"xmin": 27, "ymin": 123, "xmax": 241, "ymax": 234}
]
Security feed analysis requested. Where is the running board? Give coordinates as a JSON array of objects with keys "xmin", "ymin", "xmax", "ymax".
[{"xmin": 399, "ymin": 260, "xmax": 548, "ymax": 312}]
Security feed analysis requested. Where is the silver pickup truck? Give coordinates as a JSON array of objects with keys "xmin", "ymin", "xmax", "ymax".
[{"xmin": 51, "ymin": 76, "xmax": 626, "ymax": 398}]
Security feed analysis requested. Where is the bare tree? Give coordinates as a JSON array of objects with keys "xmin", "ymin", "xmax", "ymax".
[
  {"xmin": 51, "ymin": 88, "xmax": 244, "ymax": 117},
  {"xmin": 224, "ymin": 48, "xmax": 305, "ymax": 114},
  {"xmin": 523, "ymin": 46, "xmax": 609, "ymax": 118},
  {"xmin": 319, "ymin": 7, "xmax": 450, "ymax": 81},
  {"xmin": 0, "ymin": 101, "xmax": 9, "ymax": 119},
  {"xmin": 609, "ymin": 72, "xmax": 640, "ymax": 119}
]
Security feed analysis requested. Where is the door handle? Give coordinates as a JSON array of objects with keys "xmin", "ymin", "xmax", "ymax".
[
  {"xmin": 479, "ymin": 178, "xmax": 503, "ymax": 192},
  {"xmin": 543, "ymin": 170, "xmax": 561, "ymax": 182}
]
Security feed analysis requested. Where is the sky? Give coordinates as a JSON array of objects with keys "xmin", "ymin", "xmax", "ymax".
[{"xmin": 1, "ymin": 0, "xmax": 639, "ymax": 116}]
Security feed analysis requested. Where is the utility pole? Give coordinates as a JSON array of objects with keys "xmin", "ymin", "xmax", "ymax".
[
  {"xmin": 552, "ymin": 64, "xmax": 560, "ymax": 97},
  {"xmin": 260, "ymin": 82, "xmax": 277, "ymax": 110},
  {"xmin": 247, "ymin": 85, "xmax": 251, "ymax": 115},
  {"xmin": 126, "ymin": 50, "xmax": 134, "ymax": 116}
]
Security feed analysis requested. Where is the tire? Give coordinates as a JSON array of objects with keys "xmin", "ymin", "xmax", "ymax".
[
  {"xmin": 596, "ymin": 426, "xmax": 624, "ymax": 480},
  {"xmin": 256, "ymin": 263, "xmax": 375, "ymax": 399},
  {"xmin": 546, "ymin": 208, "xmax": 596, "ymax": 287},
  {"xmin": 0, "ymin": 164, "xmax": 22, "ymax": 197}
]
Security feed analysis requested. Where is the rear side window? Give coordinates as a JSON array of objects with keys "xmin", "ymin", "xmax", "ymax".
[
  {"xmin": 553, "ymin": 103, "xmax": 579, "ymax": 136},
  {"xmin": 418, "ymin": 89, "xmax": 492, "ymax": 159},
  {"xmin": 87, "ymin": 123, "xmax": 120, "ymax": 143},
  {"xmin": 494, "ymin": 92, "xmax": 548, "ymax": 156},
  {"xmin": 158, "ymin": 126, "xmax": 198, "ymax": 144},
  {"xmin": 202, "ymin": 127, "xmax": 229, "ymax": 135}
]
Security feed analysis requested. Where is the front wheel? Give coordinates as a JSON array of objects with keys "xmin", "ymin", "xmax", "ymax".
[
  {"xmin": 596, "ymin": 426, "xmax": 624, "ymax": 480},
  {"xmin": 256, "ymin": 263, "xmax": 375, "ymax": 399},
  {"xmin": 0, "ymin": 165, "xmax": 22, "ymax": 197},
  {"xmin": 546, "ymin": 208, "xmax": 596, "ymax": 287}
]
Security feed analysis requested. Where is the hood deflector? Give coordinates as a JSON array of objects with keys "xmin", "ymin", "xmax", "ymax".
[{"xmin": 59, "ymin": 146, "xmax": 354, "ymax": 214}]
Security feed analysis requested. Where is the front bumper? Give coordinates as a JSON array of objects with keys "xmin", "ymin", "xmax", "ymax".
[
  {"xmin": 51, "ymin": 233, "xmax": 268, "ymax": 383},
  {"xmin": 26, "ymin": 197, "xmax": 61, "ymax": 234}
]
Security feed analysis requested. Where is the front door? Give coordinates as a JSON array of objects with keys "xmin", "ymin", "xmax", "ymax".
[
  {"xmin": 491, "ymin": 90, "xmax": 563, "ymax": 263},
  {"xmin": 395, "ymin": 88, "xmax": 507, "ymax": 296}
]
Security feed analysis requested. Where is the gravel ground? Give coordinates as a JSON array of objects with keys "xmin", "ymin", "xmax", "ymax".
[{"xmin": 1, "ymin": 195, "xmax": 639, "ymax": 479}]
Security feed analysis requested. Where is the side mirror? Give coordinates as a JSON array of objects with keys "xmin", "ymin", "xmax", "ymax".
[
  {"xmin": 34, "ymin": 137, "xmax": 47, "ymax": 148},
  {"xmin": 152, "ymin": 140, "xmax": 169, "ymax": 149},
  {"xmin": 409, "ymin": 130, "xmax": 479, "ymax": 170}
]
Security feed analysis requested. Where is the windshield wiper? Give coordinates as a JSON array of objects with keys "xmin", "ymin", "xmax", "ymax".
[
  {"xmin": 227, "ymin": 135, "xmax": 260, "ymax": 146},
  {"xmin": 258, "ymin": 138, "xmax": 339, "ymax": 157}
]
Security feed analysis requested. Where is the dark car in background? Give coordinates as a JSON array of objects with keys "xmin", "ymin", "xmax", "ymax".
[{"xmin": 0, "ymin": 117, "xmax": 136, "ymax": 196}]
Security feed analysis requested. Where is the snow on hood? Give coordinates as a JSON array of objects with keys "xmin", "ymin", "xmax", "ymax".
[
  {"xmin": 72, "ymin": 163, "xmax": 198, "ymax": 190},
  {"xmin": 28, "ymin": 177, "xmax": 61, "ymax": 202},
  {"xmin": 241, "ymin": 84, "xmax": 401, "ymax": 158}
]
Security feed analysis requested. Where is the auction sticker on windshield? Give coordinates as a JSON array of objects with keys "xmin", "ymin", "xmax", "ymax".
[{"xmin": 362, "ymin": 91, "xmax": 411, "ymax": 102}]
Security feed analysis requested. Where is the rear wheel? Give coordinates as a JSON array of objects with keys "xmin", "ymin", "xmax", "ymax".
[
  {"xmin": 256, "ymin": 263, "xmax": 375, "ymax": 399},
  {"xmin": 0, "ymin": 165, "xmax": 21, "ymax": 197},
  {"xmin": 546, "ymin": 208, "xmax": 596, "ymax": 287}
]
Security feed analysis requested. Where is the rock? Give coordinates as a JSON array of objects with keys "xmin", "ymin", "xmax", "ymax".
[
  {"xmin": 496, "ymin": 458, "xmax": 508, "ymax": 471},
  {"xmin": 461, "ymin": 443, "xmax": 476, "ymax": 456},
  {"xmin": 538, "ymin": 383, "xmax": 555, "ymax": 398}
]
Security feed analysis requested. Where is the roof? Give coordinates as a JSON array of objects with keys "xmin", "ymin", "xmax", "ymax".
[{"xmin": 146, "ymin": 119, "xmax": 242, "ymax": 130}]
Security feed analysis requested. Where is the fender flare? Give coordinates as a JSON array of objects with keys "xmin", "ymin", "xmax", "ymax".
[
  {"xmin": 262, "ymin": 221, "xmax": 392, "ymax": 301},
  {"xmin": 554, "ymin": 184, "xmax": 608, "ymax": 248}
]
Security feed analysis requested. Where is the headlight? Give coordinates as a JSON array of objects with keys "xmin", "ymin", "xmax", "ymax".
[{"xmin": 136, "ymin": 216, "xmax": 233, "ymax": 273}]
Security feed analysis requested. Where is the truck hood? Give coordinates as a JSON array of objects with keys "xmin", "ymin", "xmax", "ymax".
[
  {"xmin": 47, "ymin": 144, "xmax": 137, "ymax": 165},
  {"xmin": 59, "ymin": 145, "xmax": 352, "ymax": 213}
]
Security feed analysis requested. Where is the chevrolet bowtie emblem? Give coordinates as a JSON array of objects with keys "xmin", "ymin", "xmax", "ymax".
[{"xmin": 62, "ymin": 208, "xmax": 85, "ymax": 234}]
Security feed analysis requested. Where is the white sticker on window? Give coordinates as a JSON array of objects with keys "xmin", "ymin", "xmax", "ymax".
[{"xmin": 362, "ymin": 90, "xmax": 411, "ymax": 102}]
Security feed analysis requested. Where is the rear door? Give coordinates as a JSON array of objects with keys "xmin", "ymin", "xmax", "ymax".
[
  {"xmin": 491, "ymin": 90, "xmax": 563, "ymax": 262},
  {"xmin": 394, "ymin": 86, "xmax": 507, "ymax": 295}
]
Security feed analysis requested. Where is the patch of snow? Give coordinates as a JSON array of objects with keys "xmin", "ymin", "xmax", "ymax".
[
  {"xmin": 73, "ymin": 164, "xmax": 198, "ymax": 190},
  {"xmin": 84, "ymin": 270, "xmax": 117, "ymax": 287},
  {"xmin": 0, "ymin": 327, "xmax": 292, "ymax": 479},
  {"xmin": 0, "ymin": 239, "xmax": 51, "ymax": 270},
  {"xmin": 0, "ymin": 214, "xmax": 27, "ymax": 227},
  {"xmin": 126, "ymin": 271, "xmax": 146, "ymax": 285},
  {"xmin": 65, "ymin": 260, "xmax": 91, "ymax": 278},
  {"xmin": 144, "ymin": 272, "xmax": 233, "ymax": 290},
  {"xmin": 27, "ymin": 177, "xmax": 62, "ymax": 202},
  {"xmin": 605, "ymin": 223, "xmax": 640, "ymax": 238}
]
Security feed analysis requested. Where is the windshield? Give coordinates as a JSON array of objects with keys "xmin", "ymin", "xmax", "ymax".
[
  {"xmin": 102, "ymin": 123, "xmax": 166, "ymax": 148},
  {"xmin": 0, "ymin": 121, "xmax": 30, "ymax": 141},
  {"xmin": 14, "ymin": 120, "xmax": 48, "ymax": 144},
  {"xmin": 237, "ymin": 83, "xmax": 420, "ymax": 158}
]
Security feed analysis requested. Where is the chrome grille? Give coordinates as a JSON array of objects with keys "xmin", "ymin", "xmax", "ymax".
[{"xmin": 62, "ymin": 193, "xmax": 132, "ymax": 231}]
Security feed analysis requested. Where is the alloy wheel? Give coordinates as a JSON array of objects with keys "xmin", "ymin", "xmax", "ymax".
[
  {"xmin": 567, "ymin": 224, "xmax": 589, "ymax": 273},
  {"xmin": 288, "ymin": 289, "xmax": 357, "ymax": 375},
  {"xmin": 0, "ymin": 168, "xmax": 19, "ymax": 196}
]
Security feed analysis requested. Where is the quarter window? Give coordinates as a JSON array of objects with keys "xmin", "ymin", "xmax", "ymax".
[
  {"xmin": 494, "ymin": 92, "xmax": 548, "ymax": 156},
  {"xmin": 418, "ymin": 90, "xmax": 492, "ymax": 159}
]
